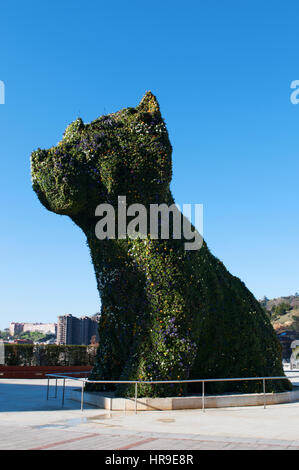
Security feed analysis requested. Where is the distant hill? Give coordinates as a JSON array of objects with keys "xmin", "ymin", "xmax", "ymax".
[
  {"xmin": 259, "ymin": 294, "xmax": 299, "ymax": 333},
  {"xmin": 259, "ymin": 294, "xmax": 299, "ymax": 359}
]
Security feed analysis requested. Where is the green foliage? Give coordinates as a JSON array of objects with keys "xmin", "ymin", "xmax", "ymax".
[
  {"xmin": 0, "ymin": 330, "xmax": 10, "ymax": 340},
  {"xmin": 15, "ymin": 331, "xmax": 55, "ymax": 342},
  {"xmin": 30, "ymin": 92, "xmax": 291, "ymax": 397},
  {"xmin": 271, "ymin": 303, "xmax": 292, "ymax": 319},
  {"xmin": 4, "ymin": 344, "xmax": 96, "ymax": 366},
  {"xmin": 5, "ymin": 344, "xmax": 34, "ymax": 366},
  {"xmin": 291, "ymin": 315, "xmax": 299, "ymax": 329}
]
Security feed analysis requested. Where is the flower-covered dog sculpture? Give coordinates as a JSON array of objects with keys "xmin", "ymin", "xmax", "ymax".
[{"xmin": 31, "ymin": 92, "xmax": 290, "ymax": 396}]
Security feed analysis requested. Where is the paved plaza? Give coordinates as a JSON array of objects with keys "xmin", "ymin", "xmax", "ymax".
[{"xmin": 0, "ymin": 372, "xmax": 299, "ymax": 450}]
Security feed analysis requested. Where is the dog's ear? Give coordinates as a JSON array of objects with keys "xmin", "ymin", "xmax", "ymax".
[{"xmin": 137, "ymin": 91, "xmax": 160, "ymax": 114}]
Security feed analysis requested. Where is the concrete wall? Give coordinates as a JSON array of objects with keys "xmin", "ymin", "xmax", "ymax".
[{"xmin": 70, "ymin": 387, "xmax": 299, "ymax": 411}]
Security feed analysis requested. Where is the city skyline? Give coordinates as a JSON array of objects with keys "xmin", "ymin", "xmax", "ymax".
[{"xmin": 4, "ymin": 312, "xmax": 100, "ymax": 334}]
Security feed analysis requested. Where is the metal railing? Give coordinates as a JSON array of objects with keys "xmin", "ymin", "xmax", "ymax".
[
  {"xmin": 46, "ymin": 370, "xmax": 91, "ymax": 405},
  {"xmin": 45, "ymin": 372, "xmax": 299, "ymax": 413}
]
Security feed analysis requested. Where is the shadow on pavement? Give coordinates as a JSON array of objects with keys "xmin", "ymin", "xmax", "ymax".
[{"xmin": 0, "ymin": 380, "xmax": 94, "ymax": 412}]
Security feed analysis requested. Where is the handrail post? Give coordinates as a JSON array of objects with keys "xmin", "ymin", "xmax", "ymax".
[
  {"xmin": 135, "ymin": 382, "xmax": 138, "ymax": 414},
  {"xmin": 81, "ymin": 380, "xmax": 85, "ymax": 412},
  {"xmin": 46, "ymin": 377, "xmax": 49, "ymax": 400},
  {"xmin": 202, "ymin": 380, "xmax": 205, "ymax": 412},
  {"xmin": 62, "ymin": 378, "xmax": 65, "ymax": 407},
  {"xmin": 263, "ymin": 379, "xmax": 266, "ymax": 409},
  {"xmin": 55, "ymin": 378, "xmax": 58, "ymax": 398}
]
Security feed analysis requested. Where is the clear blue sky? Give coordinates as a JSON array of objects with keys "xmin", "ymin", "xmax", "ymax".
[{"xmin": 0, "ymin": 0, "xmax": 299, "ymax": 330}]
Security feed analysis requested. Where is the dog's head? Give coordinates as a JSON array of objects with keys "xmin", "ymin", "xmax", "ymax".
[{"xmin": 31, "ymin": 92, "xmax": 172, "ymax": 220}]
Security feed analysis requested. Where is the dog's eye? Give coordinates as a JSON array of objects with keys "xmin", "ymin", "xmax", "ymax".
[
  {"xmin": 126, "ymin": 107, "xmax": 137, "ymax": 115},
  {"xmin": 139, "ymin": 112, "xmax": 152, "ymax": 123}
]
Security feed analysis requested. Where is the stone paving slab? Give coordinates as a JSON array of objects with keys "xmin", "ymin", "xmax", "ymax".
[
  {"xmin": 1, "ymin": 421, "xmax": 299, "ymax": 450},
  {"xmin": 1, "ymin": 377, "xmax": 299, "ymax": 450}
]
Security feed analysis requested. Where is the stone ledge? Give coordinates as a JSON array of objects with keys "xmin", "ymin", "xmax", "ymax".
[{"xmin": 69, "ymin": 387, "xmax": 299, "ymax": 410}]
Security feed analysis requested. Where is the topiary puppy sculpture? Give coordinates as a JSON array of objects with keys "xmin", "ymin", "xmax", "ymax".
[{"xmin": 30, "ymin": 92, "xmax": 290, "ymax": 396}]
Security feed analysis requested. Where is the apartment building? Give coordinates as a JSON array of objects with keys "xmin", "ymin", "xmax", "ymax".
[{"xmin": 57, "ymin": 313, "xmax": 100, "ymax": 345}]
